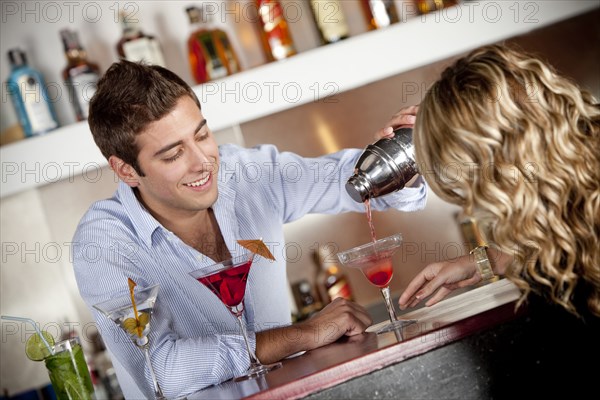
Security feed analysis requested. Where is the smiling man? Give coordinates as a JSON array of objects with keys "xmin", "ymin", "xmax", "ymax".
[
  {"xmin": 72, "ymin": 60, "xmax": 427, "ymax": 399},
  {"xmin": 110, "ymin": 96, "xmax": 229, "ymax": 262}
]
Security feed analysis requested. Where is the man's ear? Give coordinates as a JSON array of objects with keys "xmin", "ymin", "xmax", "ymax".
[{"xmin": 109, "ymin": 155, "xmax": 140, "ymax": 187}]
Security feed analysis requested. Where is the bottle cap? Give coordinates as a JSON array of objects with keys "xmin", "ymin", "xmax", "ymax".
[
  {"xmin": 120, "ymin": 11, "xmax": 141, "ymax": 33},
  {"xmin": 8, "ymin": 48, "xmax": 27, "ymax": 67},
  {"xmin": 185, "ymin": 6, "xmax": 203, "ymax": 23},
  {"xmin": 60, "ymin": 29, "xmax": 82, "ymax": 51},
  {"xmin": 314, "ymin": 245, "xmax": 340, "ymax": 269}
]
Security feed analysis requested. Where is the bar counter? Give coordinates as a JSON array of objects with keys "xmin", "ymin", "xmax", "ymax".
[{"xmin": 188, "ymin": 278, "xmax": 599, "ymax": 399}]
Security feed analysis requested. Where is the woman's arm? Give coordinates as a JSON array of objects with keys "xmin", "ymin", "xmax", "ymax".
[{"xmin": 398, "ymin": 247, "xmax": 512, "ymax": 310}]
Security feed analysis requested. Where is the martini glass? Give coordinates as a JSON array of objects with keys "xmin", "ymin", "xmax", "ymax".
[
  {"xmin": 189, "ymin": 253, "xmax": 282, "ymax": 381},
  {"xmin": 93, "ymin": 284, "xmax": 165, "ymax": 399},
  {"xmin": 337, "ymin": 233, "xmax": 417, "ymax": 334}
]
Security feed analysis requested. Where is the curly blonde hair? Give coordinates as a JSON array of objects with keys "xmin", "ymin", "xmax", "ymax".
[{"xmin": 414, "ymin": 44, "xmax": 600, "ymax": 317}]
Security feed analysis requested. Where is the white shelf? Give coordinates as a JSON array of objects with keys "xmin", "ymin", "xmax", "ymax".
[{"xmin": 1, "ymin": 1, "xmax": 597, "ymax": 198}]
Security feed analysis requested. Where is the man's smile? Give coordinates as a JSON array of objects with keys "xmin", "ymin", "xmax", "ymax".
[{"xmin": 184, "ymin": 174, "xmax": 211, "ymax": 188}]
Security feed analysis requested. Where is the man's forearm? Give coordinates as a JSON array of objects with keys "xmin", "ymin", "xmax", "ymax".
[
  {"xmin": 255, "ymin": 298, "xmax": 373, "ymax": 363},
  {"xmin": 255, "ymin": 324, "xmax": 313, "ymax": 364}
]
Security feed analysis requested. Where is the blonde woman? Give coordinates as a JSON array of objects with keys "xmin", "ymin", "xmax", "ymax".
[{"xmin": 398, "ymin": 45, "xmax": 600, "ymax": 320}]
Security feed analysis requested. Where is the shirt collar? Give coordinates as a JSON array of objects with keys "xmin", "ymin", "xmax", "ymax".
[
  {"xmin": 116, "ymin": 181, "xmax": 162, "ymax": 249},
  {"xmin": 115, "ymin": 154, "xmax": 239, "ymax": 250},
  {"xmin": 213, "ymin": 160, "xmax": 239, "ymax": 253}
]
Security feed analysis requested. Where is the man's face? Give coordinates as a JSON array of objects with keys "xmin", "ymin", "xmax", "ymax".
[{"xmin": 128, "ymin": 96, "xmax": 220, "ymax": 220}]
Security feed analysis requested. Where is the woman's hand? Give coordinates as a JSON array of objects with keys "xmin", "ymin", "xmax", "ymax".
[
  {"xmin": 374, "ymin": 105, "xmax": 419, "ymax": 140},
  {"xmin": 399, "ymin": 245, "xmax": 511, "ymax": 310},
  {"xmin": 398, "ymin": 253, "xmax": 482, "ymax": 310}
]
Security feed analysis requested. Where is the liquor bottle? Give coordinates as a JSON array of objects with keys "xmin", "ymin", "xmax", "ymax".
[
  {"xmin": 292, "ymin": 280, "xmax": 322, "ymax": 321},
  {"xmin": 255, "ymin": 0, "xmax": 296, "ymax": 61},
  {"xmin": 288, "ymin": 280, "xmax": 300, "ymax": 322},
  {"xmin": 361, "ymin": 0, "xmax": 400, "ymax": 30},
  {"xmin": 309, "ymin": 0, "xmax": 350, "ymax": 44},
  {"xmin": 414, "ymin": 0, "xmax": 458, "ymax": 15},
  {"xmin": 186, "ymin": 6, "xmax": 241, "ymax": 84},
  {"xmin": 314, "ymin": 245, "xmax": 354, "ymax": 304},
  {"xmin": 116, "ymin": 11, "xmax": 166, "ymax": 67},
  {"xmin": 6, "ymin": 49, "xmax": 59, "ymax": 138},
  {"xmin": 60, "ymin": 29, "xmax": 101, "ymax": 121}
]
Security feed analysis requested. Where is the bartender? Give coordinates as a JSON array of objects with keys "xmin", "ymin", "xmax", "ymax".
[{"xmin": 71, "ymin": 60, "xmax": 427, "ymax": 398}]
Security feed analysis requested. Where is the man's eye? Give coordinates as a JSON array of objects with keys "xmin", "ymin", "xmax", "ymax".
[
  {"xmin": 164, "ymin": 151, "xmax": 182, "ymax": 162},
  {"xmin": 196, "ymin": 132, "xmax": 209, "ymax": 142}
]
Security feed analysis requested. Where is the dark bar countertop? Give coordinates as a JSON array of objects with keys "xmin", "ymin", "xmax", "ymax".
[{"xmin": 188, "ymin": 279, "xmax": 599, "ymax": 399}]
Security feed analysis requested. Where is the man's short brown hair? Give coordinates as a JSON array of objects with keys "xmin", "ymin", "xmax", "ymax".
[{"xmin": 88, "ymin": 60, "xmax": 201, "ymax": 175}]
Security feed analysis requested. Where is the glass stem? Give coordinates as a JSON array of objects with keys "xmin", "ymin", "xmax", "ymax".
[
  {"xmin": 143, "ymin": 347, "xmax": 165, "ymax": 399},
  {"xmin": 380, "ymin": 286, "xmax": 399, "ymax": 323},
  {"xmin": 236, "ymin": 314, "xmax": 263, "ymax": 369}
]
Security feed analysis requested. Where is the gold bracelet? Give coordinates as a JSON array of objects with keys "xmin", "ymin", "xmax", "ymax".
[{"xmin": 470, "ymin": 245, "xmax": 495, "ymax": 281}]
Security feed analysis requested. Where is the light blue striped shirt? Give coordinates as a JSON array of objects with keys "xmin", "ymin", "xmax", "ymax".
[{"xmin": 73, "ymin": 144, "xmax": 427, "ymax": 398}]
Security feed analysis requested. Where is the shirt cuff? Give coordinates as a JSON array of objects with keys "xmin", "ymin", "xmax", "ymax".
[{"xmin": 383, "ymin": 176, "xmax": 428, "ymax": 212}]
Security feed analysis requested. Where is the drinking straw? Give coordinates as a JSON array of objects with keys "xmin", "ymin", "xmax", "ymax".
[{"xmin": 1, "ymin": 315, "xmax": 54, "ymax": 355}]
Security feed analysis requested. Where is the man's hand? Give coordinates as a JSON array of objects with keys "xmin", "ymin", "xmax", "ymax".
[
  {"xmin": 374, "ymin": 105, "xmax": 419, "ymax": 140},
  {"xmin": 299, "ymin": 297, "xmax": 372, "ymax": 347},
  {"xmin": 255, "ymin": 298, "xmax": 372, "ymax": 364}
]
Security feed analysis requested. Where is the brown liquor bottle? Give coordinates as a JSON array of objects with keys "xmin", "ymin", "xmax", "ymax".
[
  {"xmin": 361, "ymin": 0, "xmax": 400, "ymax": 30},
  {"xmin": 255, "ymin": 0, "xmax": 296, "ymax": 61},
  {"xmin": 213, "ymin": 29, "xmax": 241, "ymax": 76},
  {"xmin": 292, "ymin": 280, "xmax": 322, "ymax": 321},
  {"xmin": 314, "ymin": 245, "xmax": 354, "ymax": 305},
  {"xmin": 60, "ymin": 29, "xmax": 100, "ymax": 121},
  {"xmin": 186, "ymin": 6, "xmax": 241, "ymax": 84},
  {"xmin": 116, "ymin": 11, "xmax": 166, "ymax": 67}
]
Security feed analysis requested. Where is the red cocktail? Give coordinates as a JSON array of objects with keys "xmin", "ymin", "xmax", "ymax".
[
  {"xmin": 363, "ymin": 256, "xmax": 393, "ymax": 287},
  {"xmin": 337, "ymin": 233, "xmax": 416, "ymax": 334},
  {"xmin": 189, "ymin": 252, "xmax": 281, "ymax": 381},
  {"xmin": 197, "ymin": 259, "xmax": 251, "ymax": 311}
]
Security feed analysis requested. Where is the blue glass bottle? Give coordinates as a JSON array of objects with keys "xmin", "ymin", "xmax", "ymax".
[{"xmin": 6, "ymin": 48, "xmax": 59, "ymax": 137}]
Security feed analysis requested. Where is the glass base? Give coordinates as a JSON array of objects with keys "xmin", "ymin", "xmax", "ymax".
[
  {"xmin": 233, "ymin": 362, "xmax": 282, "ymax": 382},
  {"xmin": 376, "ymin": 319, "xmax": 417, "ymax": 334}
]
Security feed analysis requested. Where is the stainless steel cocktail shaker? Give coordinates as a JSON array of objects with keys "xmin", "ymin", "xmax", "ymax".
[{"xmin": 346, "ymin": 127, "xmax": 418, "ymax": 202}]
